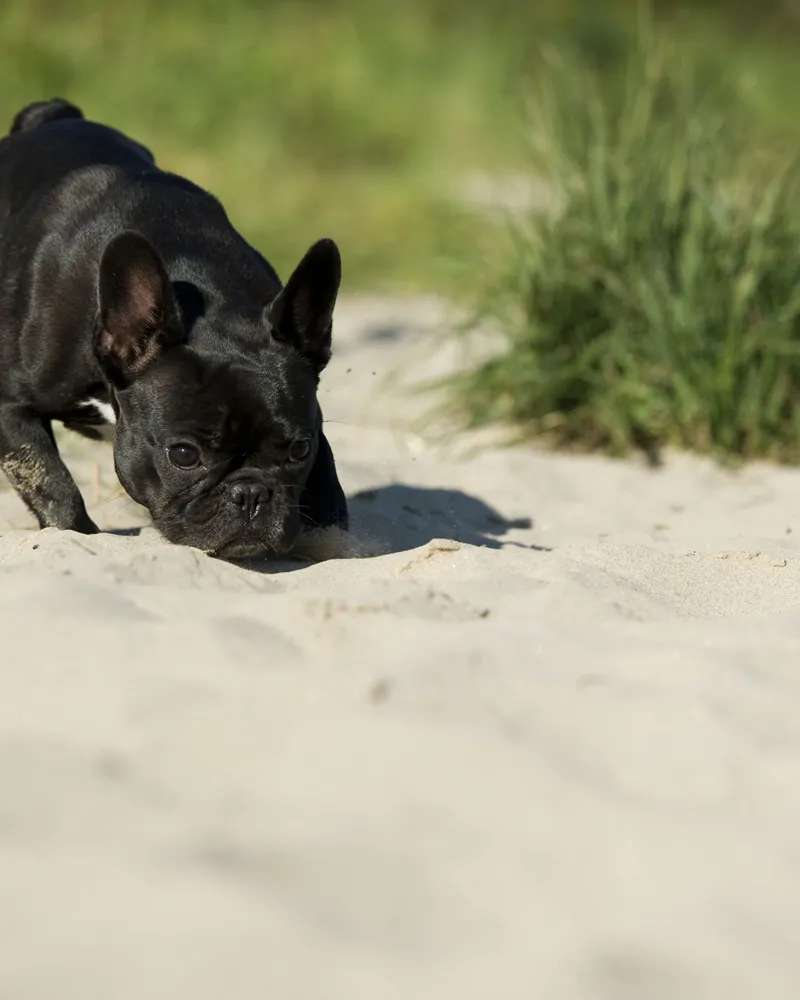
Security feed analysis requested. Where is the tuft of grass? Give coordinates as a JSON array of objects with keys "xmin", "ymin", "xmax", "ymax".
[{"xmin": 453, "ymin": 32, "xmax": 800, "ymax": 463}]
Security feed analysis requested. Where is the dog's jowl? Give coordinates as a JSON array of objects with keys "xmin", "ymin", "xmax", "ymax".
[{"xmin": 0, "ymin": 98, "xmax": 347, "ymax": 557}]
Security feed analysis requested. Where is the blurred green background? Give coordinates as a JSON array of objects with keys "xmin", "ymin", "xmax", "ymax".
[
  {"xmin": 4, "ymin": 0, "xmax": 800, "ymax": 461},
  {"xmin": 2, "ymin": 0, "xmax": 797, "ymax": 292}
]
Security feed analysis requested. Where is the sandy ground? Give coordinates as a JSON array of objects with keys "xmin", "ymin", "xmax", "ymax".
[{"xmin": 1, "ymin": 296, "xmax": 800, "ymax": 999}]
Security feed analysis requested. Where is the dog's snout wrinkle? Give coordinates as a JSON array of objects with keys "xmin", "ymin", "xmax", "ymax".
[{"xmin": 224, "ymin": 480, "xmax": 272, "ymax": 520}]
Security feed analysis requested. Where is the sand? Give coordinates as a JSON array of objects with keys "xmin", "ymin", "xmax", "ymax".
[{"xmin": 1, "ymin": 295, "xmax": 800, "ymax": 999}]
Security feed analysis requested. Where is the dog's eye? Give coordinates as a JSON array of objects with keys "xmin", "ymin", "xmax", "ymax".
[
  {"xmin": 288, "ymin": 439, "xmax": 311, "ymax": 462},
  {"xmin": 167, "ymin": 442, "xmax": 202, "ymax": 470}
]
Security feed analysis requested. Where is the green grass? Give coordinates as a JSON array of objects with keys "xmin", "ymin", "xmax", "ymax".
[
  {"xmin": 452, "ymin": 27, "xmax": 800, "ymax": 464},
  {"xmin": 1, "ymin": 0, "xmax": 800, "ymax": 346},
  {"xmin": 0, "ymin": 0, "xmax": 537, "ymax": 293}
]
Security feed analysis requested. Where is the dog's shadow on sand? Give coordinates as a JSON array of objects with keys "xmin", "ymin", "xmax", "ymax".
[
  {"xmin": 103, "ymin": 485, "xmax": 547, "ymax": 575},
  {"xmin": 348, "ymin": 484, "xmax": 546, "ymax": 554},
  {"xmin": 105, "ymin": 526, "xmax": 144, "ymax": 537},
  {"xmin": 233, "ymin": 484, "xmax": 548, "ymax": 573},
  {"xmin": 241, "ymin": 485, "xmax": 548, "ymax": 573}
]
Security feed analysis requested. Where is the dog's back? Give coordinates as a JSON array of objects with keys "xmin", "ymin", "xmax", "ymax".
[
  {"xmin": 8, "ymin": 98, "xmax": 155, "ymax": 165},
  {"xmin": 0, "ymin": 98, "xmax": 158, "ymax": 223},
  {"xmin": 0, "ymin": 97, "xmax": 280, "ymax": 346},
  {"xmin": 10, "ymin": 97, "xmax": 85, "ymax": 134}
]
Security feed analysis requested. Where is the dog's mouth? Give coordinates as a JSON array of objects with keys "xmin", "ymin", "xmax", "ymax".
[
  {"xmin": 145, "ymin": 481, "xmax": 304, "ymax": 560},
  {"xmin": 148, "ymin": 511, "xmax": 299, "ymax": 561},
  {"xmin": 209, "ymin": 532, "xmax": 298, "ymax": 560},
  {"xmin": 195, "ymin": 510, "xmax": 301, "ymax": 561}
]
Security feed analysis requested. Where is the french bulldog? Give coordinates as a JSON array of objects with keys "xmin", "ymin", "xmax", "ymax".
[{"xmin": 0, "ymin": 98, "xmax": 348, "ymax": 558}]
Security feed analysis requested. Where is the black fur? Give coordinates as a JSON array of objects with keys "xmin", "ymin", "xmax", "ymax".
[{"xmin": 0, "ymin": 98, "xmax": 347, "ymax": 557}]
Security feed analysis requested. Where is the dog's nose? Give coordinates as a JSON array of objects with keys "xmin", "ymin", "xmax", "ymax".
[{"xmin": 225, "ymin": 481, "xmax": 272, "ymax": 519}]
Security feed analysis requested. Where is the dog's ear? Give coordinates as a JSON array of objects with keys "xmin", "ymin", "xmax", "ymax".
[
  {"xmin": 264, "ymin": 238, "xmax": 341, "ymax": 372},
  {"xmin": 96, "ymin": 231, "xmax": 183, "ymax": 388}
]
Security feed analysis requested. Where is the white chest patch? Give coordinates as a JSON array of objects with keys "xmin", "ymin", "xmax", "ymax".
[
  {"xmin": 86, "ymin": 398, "xmax": 117, "ymax": 425},
  {"xmin": 75, "ymin": 397, "xmax": 118, "ymax": 442}
]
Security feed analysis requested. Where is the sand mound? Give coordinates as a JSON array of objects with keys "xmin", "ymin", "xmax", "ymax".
[{"xmin": 1, "ymin": 296, "xmax": 799, "ymax": 999}]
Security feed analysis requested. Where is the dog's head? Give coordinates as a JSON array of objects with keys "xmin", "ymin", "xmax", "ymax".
[{"xmin": 94, "ymin": 230, "xmax": 340, "ymax": 558}]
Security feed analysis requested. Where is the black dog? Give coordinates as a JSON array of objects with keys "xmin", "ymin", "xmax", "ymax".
[{"xmin": 0, "ymin": 98, "xmax": 347, "ymax": 558}]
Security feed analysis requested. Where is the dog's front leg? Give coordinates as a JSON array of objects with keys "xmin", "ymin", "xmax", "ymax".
[{"xmin": 0, "ymin": 402, "xmax": 98, "ymax": 533}]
